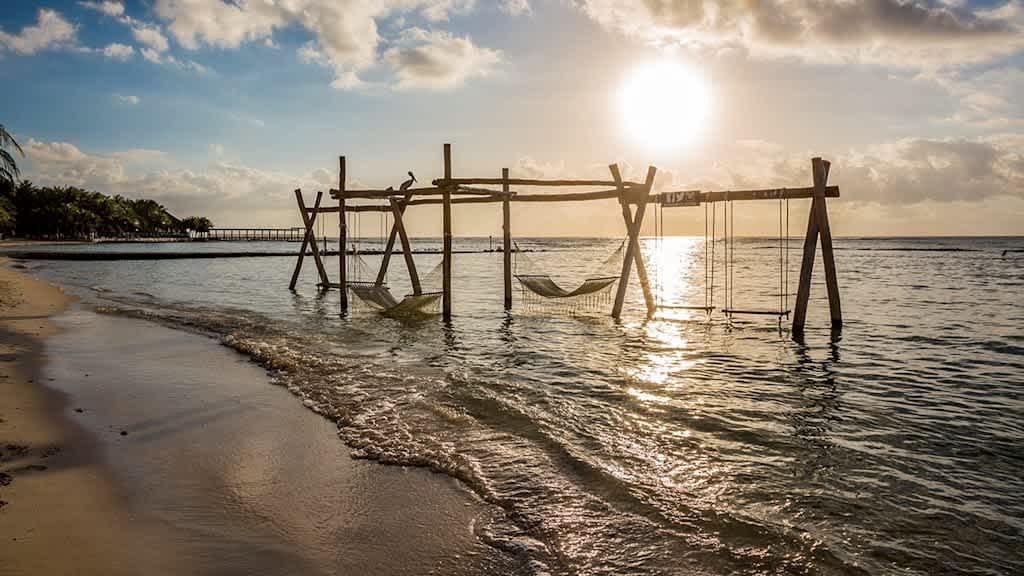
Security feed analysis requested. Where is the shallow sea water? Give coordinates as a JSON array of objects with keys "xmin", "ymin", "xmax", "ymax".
[{"xmin": 18, "ymin": 236, "xmax": 1024, "ymax": 575}]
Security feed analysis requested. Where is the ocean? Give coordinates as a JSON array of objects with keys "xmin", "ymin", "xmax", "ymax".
[{"xmin": 13, "ymin": 236, "xmax": 1023, "ymax": 575}]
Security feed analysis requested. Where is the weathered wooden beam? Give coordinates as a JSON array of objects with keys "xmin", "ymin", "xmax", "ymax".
[
  {"xmin": 344, "ymin": 205, "xmax": 393, "ymax": 213},
  {"xmin": 815, "ymin": 159, "xmax": 842, "ymax": 328},
  {"xmin": 792, "ymin": 162, "xmax": 824, "ymax": 334},
  {"xmin": 289, "ymin": 189, "xmax": 319, "ymax": 290},
  {"xmin": 656, "ymin": 186, "xmax": 840, "ymax": 205},
  {"xmin": 442, "ymin": 144, "xmax": 453, "ymax": 320},
  {"xmin": 330, "ymin": 187, "xmax": 501, "ymax": 199},
  {"xmin": 611, "ymin": 165, "xmax": 657, "ymax": 319},
  {"xmin": 375, "ymin": 195, "xmax": 405, "ymax": 286},
  {"xmin": 390, "ymin": 195, "xmax": 422, "ymax": 295},
  {"xmin": 403, "ymin": 188, "xmax": 643, "ymax": 205},
  {"xmin": 294, "ymin": 189, "xmax": 330, "ymax": 289},
  {"xmin": 432, "ymin": 177, "xmax": 644, "ymax": 188},
  {"xmin": 502, "ymin": 168, "xmax": 512, "ymax": 310}
]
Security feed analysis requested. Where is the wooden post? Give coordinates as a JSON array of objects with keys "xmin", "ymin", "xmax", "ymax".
[
  {"xmin": 442, "ymin": 143, "xmax": 453, "ymax": 320},
  {"xmin": 338, "ymin": 156, "xmax": 348, "ymax": 310},
  {"xmin": 792, "ymin": 157, "xmax": 842, "ymax": 334},
  {"xmin": 502, "ymin": 168, "xmax": 512, "ymax": 310},
  {"xmin": 611, "ymin": 165, "xmax": 657, "ymax": 319},
  {"xmin": 389, "ymin": 196, "xmax": 422, "ymax": 294}
]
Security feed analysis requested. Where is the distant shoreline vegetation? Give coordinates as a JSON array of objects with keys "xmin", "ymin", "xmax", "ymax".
[{"xmin": 0, "ymin": 180, "xmax": 212, "ymax": 240}]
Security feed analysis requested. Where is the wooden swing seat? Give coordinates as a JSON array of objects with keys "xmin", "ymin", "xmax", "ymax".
[
  {"xmin": 658, "ymin": 305, "xmax": 716, "ymax": 311},
  {"xmin": 723, "ymin": 309, "xmax": 790, "ymax": 317}
]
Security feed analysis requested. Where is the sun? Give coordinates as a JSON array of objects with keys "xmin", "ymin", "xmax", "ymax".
[{"xmin": 619, "ymin": 60, "xmax": 712, "ymax": 151}]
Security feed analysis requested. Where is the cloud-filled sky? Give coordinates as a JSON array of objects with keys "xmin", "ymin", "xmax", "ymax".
[{"xmin": 2, "ymin": 0, "xmax": 1022, "ymax": 236}]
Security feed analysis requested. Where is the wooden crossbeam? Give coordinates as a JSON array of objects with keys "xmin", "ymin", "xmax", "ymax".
[
  {"xmin": 432, "ymin": 177, "xmax": 644, "ymax": 188},
  {"xmin": 657, "ymin": 186, "xmax": 840, "ymax": 205}
]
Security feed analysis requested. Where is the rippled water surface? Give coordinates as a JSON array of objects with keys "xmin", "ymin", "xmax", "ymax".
[{"xmin": 18, "ymin": 236, "xmax": 1024, "ymax": 575}]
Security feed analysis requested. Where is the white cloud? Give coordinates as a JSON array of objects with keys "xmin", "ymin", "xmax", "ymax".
[
  {"xmin": 132, "ymin": 23, "xmax": 169, "ymax": 53},
  {"xmin": 102, "ymin": 42, "xmax": 134, "ymax": 60},
  {"xmin": 0, "ymin": 9, "xmax": 76, "ymax": 54},
  {"xmin": 22, "ymin": 137, "xmax": 320, "ymax": 226},
  {"xmin": 113, "ymin": 93, "xmax": 140, "ymax": 105},
  {"xmin": 500, "ymin": 0, "xmax": 531, "ymax": 16},
  {"xmin": 141, "ymin": 47, "xmax": 162, "ymax": 64},
  {"xmin": 79, "ymin": 1, "xmax": 126, "ymax": 18},
  {"xmin": 150, "ymin": 0, "xmax": 501, "ymax": 89},
  {"xmin": 384, "ymin": 28, "xmax": 502, "ymax": 90},
  {"xmin": 576, "ymin": 0, "xmax": 1024, "ymax": 69}
]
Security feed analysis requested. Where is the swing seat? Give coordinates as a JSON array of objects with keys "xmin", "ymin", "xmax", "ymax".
[
  {"xmin": 723, "ymin": 309, "xmax": 790, "ymax": 317},
  {"xmin": 658, "ymin": 305, "xmax": 716, "ymax": 311}
]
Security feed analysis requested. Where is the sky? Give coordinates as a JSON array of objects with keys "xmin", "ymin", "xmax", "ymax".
[{"xmin": 1, "ymin": 0, "xmax": 1022, "ymax": 237}]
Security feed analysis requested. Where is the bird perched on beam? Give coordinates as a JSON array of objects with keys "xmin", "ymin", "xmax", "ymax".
[{"xmin": 400, "ymin": 171, "xmax": 417, "ymax": 191}]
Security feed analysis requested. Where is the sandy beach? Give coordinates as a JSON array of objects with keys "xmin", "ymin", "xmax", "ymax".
[{"xmin": 0, "ymin": 259, "xmax": 516, "ymax": 575}]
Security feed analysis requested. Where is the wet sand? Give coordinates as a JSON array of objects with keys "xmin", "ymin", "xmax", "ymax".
[{"xmin": 0, "ymin": 259, "xmax": 514, "ymax": 574}]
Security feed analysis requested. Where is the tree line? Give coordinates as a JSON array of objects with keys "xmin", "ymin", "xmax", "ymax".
[
  {"xmin": 0, "ymin": 124, "xmax": 212, "ymax": 240},
  {"xmin": 0, "ymin": 180, "xmax": 213, "ymax": 240}
]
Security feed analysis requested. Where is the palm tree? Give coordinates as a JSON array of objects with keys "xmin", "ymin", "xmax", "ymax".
[{"xmin": 0, "ymin": 125, "xmax": 24, "ymax": 184}]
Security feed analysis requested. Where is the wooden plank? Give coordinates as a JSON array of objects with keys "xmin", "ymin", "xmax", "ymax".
[
  {"xmin": 390, "ymin": 195, "xmax": 422, "ymax": 294},
  {"xmin": 432, "ymin": 177, "xmax": 644, "ymax": 188},
  {"xmin": 289, "ymin": 189, "xmax": 317, "ymax": 290},
  {"xmin": 814, "ymin": 159, "xmax": 843, "ymax": 328},
  {"xmin": 338, "ymin": 156, "xmax": 348, "ymax": 310},
  {"xmin": 304, "ymin": 206, "xmax": 343, "ymax": 213},
  {"xmin": 442, "ymin": 144, "xmax": 453, "ymax": 320},
  {"xmin": 656, "ymin": 186, "xmax": 840, "ymax": 205},
  {"xmin": 792, "ymin": 160, "xmax": 824, "ymax": 334},
  {"xmin": 502, "ymin": 168, "xmax": 512, "ymax": 310},
  {"xmin": 611, "ymin": 165, "xmax": 657, "ymax": 319}
]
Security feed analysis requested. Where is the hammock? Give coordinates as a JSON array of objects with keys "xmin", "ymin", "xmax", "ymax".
[
  {"xmin": 347, "ymin": 255, "xmax": 443, "ymax": 316},
  {"xmin": 513, "ymin": 241, "xmax": 625, "ymax": 312}
]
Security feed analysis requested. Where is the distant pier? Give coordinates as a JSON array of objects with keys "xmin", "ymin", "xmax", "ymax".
[{"xmin": 195, "ymin": 227, "xmax": 307, "ymax": 241}]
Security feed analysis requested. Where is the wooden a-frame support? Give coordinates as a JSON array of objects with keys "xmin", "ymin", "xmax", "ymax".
[
  {"xmin": 611, "ymin": 164, "xmax": 657, "ymax": 320},
  {"xmin": 289, "ymin": 189, "xmax": 330, "ymax": 290},
  {"xmin": 791, "ymin": 157, "xmax": 842, "ymax": 336}
]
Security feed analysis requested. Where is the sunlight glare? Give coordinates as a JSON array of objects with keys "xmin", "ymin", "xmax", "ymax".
[{"xmin": 619, "ymin": 60, "xmax": 711, "ymax": 150}]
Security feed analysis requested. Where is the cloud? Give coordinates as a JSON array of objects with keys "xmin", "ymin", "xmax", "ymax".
[
  {"xmin": 79, "ymin": 1, "xmax": 125, "ymax": 18},
  {"xmin": 102, "ymin": 42, "xmax": 134, "ymax": 60},
  {"xmin": 500, "ymin": 0, "xmax": 531, "ymax": 16},
  {"xmin": 113, "ymin": 93, "xmax": 140, "ymax": 105},
  {"xmin": 384, "ymin": 28, "xmax": 501, "ymax": 90},
  {"xmin": 575, "ymin": 0, "xmax": 1024, "ymax": 69},
  {"xmin": 150, "ymin": 0, "xmax": 500, "ymax": 89},
  {"xmin": 0, "ymin": 8, "xmax": 77, "ymax": 54},
  {"xmin": 132, "ymin": 23, "xmax": 169, "ymax": 53},
  {"xmin": 21, "ymin": 137, "xmax": 320, "ymax": 226}
]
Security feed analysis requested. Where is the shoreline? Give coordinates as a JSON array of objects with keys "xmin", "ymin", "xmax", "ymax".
[{"xmin": 0, "ymin": 259, "xmax": 518, "ymax": 574}]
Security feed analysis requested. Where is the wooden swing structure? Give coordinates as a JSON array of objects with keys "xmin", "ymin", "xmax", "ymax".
[{"xmin": 289, "ymin": 144, "xmax": 842, "ymax": 336}]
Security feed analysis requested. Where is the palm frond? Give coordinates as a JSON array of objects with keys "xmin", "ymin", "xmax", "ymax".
[
  {"xmin": 0, "ymin": 149, "xmax": 19, "ymax": 180},
  {"xmin": 0, "ymin": 125, "xmax": 24, "ymax": 157}
]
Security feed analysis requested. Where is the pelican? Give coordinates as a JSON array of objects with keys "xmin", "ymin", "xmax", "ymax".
[{"xmin": 400, "ymin": 171, "xmax": 417, "ymax": 191}]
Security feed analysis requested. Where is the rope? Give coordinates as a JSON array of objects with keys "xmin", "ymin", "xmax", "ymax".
[{"xmin": 785, "ymin": 197, "xmax": 790, "ymax": 311}]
